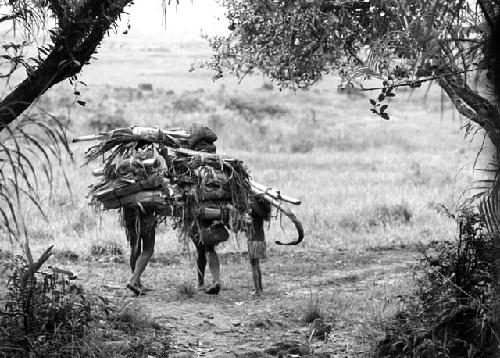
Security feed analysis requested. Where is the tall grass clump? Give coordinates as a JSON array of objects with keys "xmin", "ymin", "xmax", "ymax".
[
  {"xmin": 176, "ymin": 280, "xmax": 197, "ymax": 299},
  {"xmin": 301, "ymin": 292, "xmax": 326, "ymax": 325},
  {"xmin": 375, "ymin": 207, "xmax": 497, "ymax": 357},
  {"xmin": 224, "ymin": 96, "xmax": 288, "ymax": 121},
  {"xmin": 0, "ymin": 247, "xmax": 95, "ymax": 357}
]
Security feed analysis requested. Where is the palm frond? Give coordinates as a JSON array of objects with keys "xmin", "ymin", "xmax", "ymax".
[
  {"xmin": 468, "ymin": 167, "xmax": 500, "ymax": 233},
  {"xmin": 0, "ymin": 112, "xmax": 71, "ymax": 242}
]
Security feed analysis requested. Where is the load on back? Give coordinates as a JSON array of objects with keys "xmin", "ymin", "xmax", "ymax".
[{"xmin": 75, "ymin": 124, "xmax": 304, "ymax": 245}]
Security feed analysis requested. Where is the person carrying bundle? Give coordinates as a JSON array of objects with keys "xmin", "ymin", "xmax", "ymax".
[
  {"xmin": 187, "ymin": 124, "xmax": 227, "ymax": 295},
  {"xmin": 124, "ymin": 206, "xmax": 158, "ymax": 295},
  {"xmin": 189, "ymin": 220, "xmax": 228, "ymax": 294},
  {"xmin": 77, "ymin": 124, "xmax": 304, "ymax": 296}
]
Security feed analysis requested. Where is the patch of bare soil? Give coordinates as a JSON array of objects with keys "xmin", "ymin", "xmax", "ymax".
[{"xmin": 70, "ymin": 246, "xmax": 417, "ymax": 357}]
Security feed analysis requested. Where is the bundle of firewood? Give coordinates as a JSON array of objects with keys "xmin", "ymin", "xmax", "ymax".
[{"xmin": 76, "ymin": 124, "xmax": 304, "ymax": 244}]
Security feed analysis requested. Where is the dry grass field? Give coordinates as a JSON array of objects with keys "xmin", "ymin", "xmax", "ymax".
[{"xmin": 1, "ymin": 35, "xmax": 486, "ymax": 356}]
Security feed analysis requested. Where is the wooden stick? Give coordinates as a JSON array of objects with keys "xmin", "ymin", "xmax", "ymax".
[
  {"xmin": 72, "ymin": 134, "xmax": 105, "ymax": 143},
  {"xmin": 92, "ymin": 168, "xmax": 104, "ymax": 177},
  {"xmin": 72, "ymin": 127, "xmax": 191, "ymax": 143},
  {"xmin": 250, "ymin": 180, "xmax": 301, "ymax": 205},
  {"xmin": 258, "ymin": 194, "xmax": 304, "ymax": 245}
]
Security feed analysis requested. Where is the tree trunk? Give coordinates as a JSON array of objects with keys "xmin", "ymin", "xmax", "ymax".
[
  {"xmin": 0, "ymin": 0, "xmax": 133, "ymax": 132},
  {"xmin": 475, "ymin": 129, "xmax": 500, "ymax": 355}
]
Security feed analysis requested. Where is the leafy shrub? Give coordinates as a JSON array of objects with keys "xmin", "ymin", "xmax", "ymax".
[
  {"xmin": 71, "ymin": 209, "xmax": 97, "ymax": 235},
  {"xmin": 0, "ymin": 247, "xmax": 93, "ymax": 358},
  {"xmin": 0, "ymin": 246, "xmax": 172, "ymax": 357},
  {"xmin": 261, "ymin": 82, "xmax": 274, "ymax": 90},
  {"xmin": 224, "ymin": 96, "xmax": 288, "ymax": 121},
  {"xmin": 375, "ymin": 208, "xmax": 497, "ymax": 357},
  {"xmin": 104, "ymin": 304, "xmax": 171, "ymax": 356},
  {"xmin": 301, "ymin": 293, "xmax": 325, "ymax": 325},
  {"xmin": 338, "ymin": 202, "xmax": 412, "ymax": 232},
  {"xmin": 176, "ymin": 281, "xmax": 197, "ymax": 299},
  {"xmin": 90, "ymin": 240, "xmax": 123, "ymax": 257},
  {"xmin": 111, "ymin": 304, "xmax": 153, "ymax": 334},
  {"xmin": 337, "ymin": 214, "xmax": 361, "ymax": 232},
  {"xmin": 366, "ymin": 202, "xmax": 412, "ymax": 227},
  {"xmin": 88, "ymin": 113, "xmax": 128, "ymax": 132},
  {"xmin": 172, "ymin": 96, "xmax": 204, "ymax": 113},
  {"xmin": 53, "ymin": 248, "xmax": 79, "ymax": 262},
  {"xmin": 138, "ymin": 83, "xmax": 153, "ymax": 91},
  {"xmin": 290, "ymin": 139, "xmax": 314, "ymax": 153}
]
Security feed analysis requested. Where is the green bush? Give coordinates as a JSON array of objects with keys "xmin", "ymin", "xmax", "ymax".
[
  {"xmin": 90, "ymin": 240, "xmax": 124, "ymax": 257},
  {"xmin": 172, "ymin": 96, "xmax": 204, "ymax": 113},
  {"xmin": 224, "ymin": 96, "xmax": 288, "ymax": 121},
  {"xmin": 367, "ymin": 203, "xmax": 412, "ymax": 227},
  {"xmin": 375, "ymin": 208, "xmax": 497, "ymax": 357},
  {"xmin": 88, "ymin": 113, "xmax": 128, "ymax": 132},
  {"xmin": 0, "ymin": 248, "xmax": 93, "ymax": 358},
  {"xmin": 176, "ymin": 280, "xmax": 197, "ymax": 299}
]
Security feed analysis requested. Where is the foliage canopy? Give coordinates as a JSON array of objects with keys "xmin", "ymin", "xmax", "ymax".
[{"xmin": 208, "ymin": 0, "xmax": 500, "ymax": 130}]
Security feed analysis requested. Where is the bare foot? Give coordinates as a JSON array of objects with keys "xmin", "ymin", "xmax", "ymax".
[
  {"xmin": 205, "ymin": 283, "xmax": 221, "ymax": 295},
  {"xmin": 127, "ymin": 283, "xmax": 147, "ymax": 296}
]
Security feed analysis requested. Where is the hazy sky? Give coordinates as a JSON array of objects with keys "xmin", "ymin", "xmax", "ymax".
[{"xmin": 124, "ymin": 1, "xmax": 228, "ymax": 41}]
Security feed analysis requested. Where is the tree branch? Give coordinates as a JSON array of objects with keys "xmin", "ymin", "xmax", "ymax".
[
  {"xmin": 440, "ymin": 69, "xmax": 500, "ymax": 121},
  {"xmin": 0, "ymin": 0, "xmax": 133, "ymax": 132},
  {"xmin": 438, "ymin": 75, "xmax": 487, "ymax": 127}
]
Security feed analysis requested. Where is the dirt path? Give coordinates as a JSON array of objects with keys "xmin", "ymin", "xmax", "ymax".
[{"xmin": 77, "ymin": 246, "xmax": 417, "ymax": 357}]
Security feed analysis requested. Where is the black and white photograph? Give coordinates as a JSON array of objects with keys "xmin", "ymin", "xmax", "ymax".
[{"xmin": 1, "ymin": 1, "xmax": 500, "ymax": 357}]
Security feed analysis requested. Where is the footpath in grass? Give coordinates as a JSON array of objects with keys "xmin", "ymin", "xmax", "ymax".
[{"xmin": 72, "ymin": 246, "xmax": 417, "ymax": 357}]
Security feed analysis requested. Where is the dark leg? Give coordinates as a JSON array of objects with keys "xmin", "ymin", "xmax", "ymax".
[
  {"xmin": 124, "ymin": 208, "xmax": 141, "ymax": 274},
  {"xmin": 128, "ymin": 211, "xmax": 156, "ymax": 295},
  {"xmin": 130, "ymin": 238, "xmax": 141, "ymax": 273},
  {"xmin": 258, "ymin": 261, "xmax": 263, "ymax": 292},
  {"xmin": 250, "ymin": 258, "xmax": 263, "ymax": 295},
  {"xmin": 195, "ymin": 243, "xmax": 207, "ymax": 289},
  {"xmin": 205, "ymin": 245, "xmax": 221, "ymax": 295}
]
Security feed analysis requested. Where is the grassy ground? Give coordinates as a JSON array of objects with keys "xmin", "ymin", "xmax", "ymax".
[
  {"xmin": 1, "ymin": 37, "xmax": 485, "ymax": 356},
  {"xmin": 15, "ymin": 80, "xmax": 477, "ymax": 256}
]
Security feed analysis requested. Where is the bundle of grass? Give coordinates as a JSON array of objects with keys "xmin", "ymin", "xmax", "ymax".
[
  {"xmin": 375, "ymin": 207, "xmax": 497, "ymax": 357},
  {"xmin": 78, "ymin": 124, "xmax": 254, "ymax": 240},
  {"xmin": 77, "ymin": 124, "xmax": 304, "ymax": 246}
]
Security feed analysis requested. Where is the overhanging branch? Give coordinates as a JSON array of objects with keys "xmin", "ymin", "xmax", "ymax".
[
  {"xmin": 0, "ymin": 0, "xmax": 133, "ymax": 132},
  {"xmin": 438, "ymin": 75, "xmax": 486, "ymax": 127}
]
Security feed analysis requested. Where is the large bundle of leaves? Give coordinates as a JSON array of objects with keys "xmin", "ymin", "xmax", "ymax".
[
  {"xmin": 376, "ymin": 208, "xmax": 497, "ymax": 357},
  {"xmin": 85, "ymin": 126, "xmax": 252, "ymax": 236}
]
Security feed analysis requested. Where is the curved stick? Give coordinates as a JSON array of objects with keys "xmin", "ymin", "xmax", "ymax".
[{"xmin": 258, "ymin": 193, "xmax": 304, "ymax": 245}]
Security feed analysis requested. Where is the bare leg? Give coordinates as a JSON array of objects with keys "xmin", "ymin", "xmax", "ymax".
[
  {"xmin": 124, "ymin": 208, "xmax": 141, "ymax": 274},
  {"xmin": 128, "ymin": 212, "xmax": 156, "ymax": 295},
  {"xmin": 195, "ymin": 244, "xmax": 207, "ymax": 290},
  {"xmin": 130, "ymin": 238, "xmax": 141, "ymax": 272},
  {"xmin": 250, "ymin": 258, "xmax": 263, "ymax": 295},
  {"xmin": 205, "ymin": 245, "xmax": 221, "ymax": 295}
]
